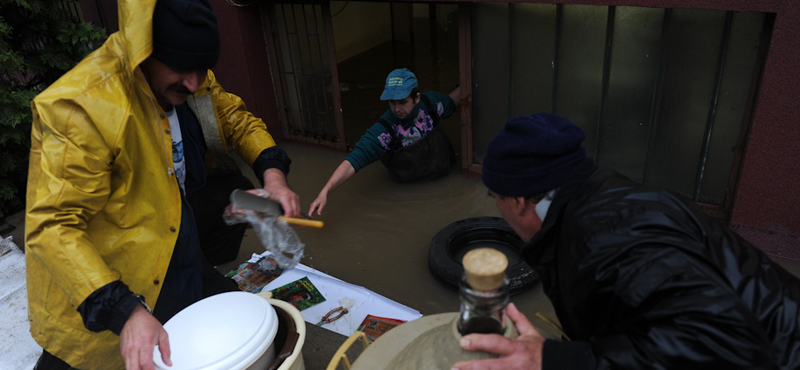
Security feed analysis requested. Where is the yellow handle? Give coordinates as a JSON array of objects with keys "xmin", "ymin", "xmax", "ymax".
[
  {"xmin": 325, "ymin": 331, "xmax": 370, "ymax": 370},
  {"xmin": 277, "ymin": 216, "xmax": 324, "ymax": 228}
]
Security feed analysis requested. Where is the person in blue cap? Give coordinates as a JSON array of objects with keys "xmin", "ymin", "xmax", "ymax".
[
  {"xmin": 451, "ymin": 113, "xmax": 800, "ymax": 370},
  {"xmin": 308, "ymin": 68, "xmax": 460, "ymax": 216}
]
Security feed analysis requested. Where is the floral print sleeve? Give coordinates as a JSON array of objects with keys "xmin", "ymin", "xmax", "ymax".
[{"xmin": 345, "ymin": 122, "xmax": 392, "ymax": 172}]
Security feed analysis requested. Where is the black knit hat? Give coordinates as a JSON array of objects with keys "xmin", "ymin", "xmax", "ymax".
[
  {"xmin": 482, "ymin": 113, "xmax": 587, "ymax": 197},
  {"xmin": 152, "ymin": 0, "xmax": 220, "ymax": 71}
]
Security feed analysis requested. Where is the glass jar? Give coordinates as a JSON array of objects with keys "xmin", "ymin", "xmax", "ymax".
[{"xmin": 457, "ymin": 275, "xmax": 509, "ymax": 335}]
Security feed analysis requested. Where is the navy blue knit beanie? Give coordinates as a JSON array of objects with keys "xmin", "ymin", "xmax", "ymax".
[
  {"xmin": 482, "ymin": 113, "xmax": 586, "ymax": 197},
  {"xmin": 152, "ymin": 0, "xmax": 220, "ymax": 71}
]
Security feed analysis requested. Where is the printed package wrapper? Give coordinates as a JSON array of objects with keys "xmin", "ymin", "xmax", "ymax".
[
  {"xmin": 269, "ymin": 276, "xmax": 326, "ymax": 311},
  {"xmin": 357, "ymin": 314, "xmax": 407, "ymax": 343},
  {"xmin": 224, "ymin": 255, "xmax": 283, "ymax": 293}
]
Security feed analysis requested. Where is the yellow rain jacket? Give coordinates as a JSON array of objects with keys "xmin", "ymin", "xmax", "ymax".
[{"xmin": 25, "ymin": 0, "xmax": 278, "ymax": 368}]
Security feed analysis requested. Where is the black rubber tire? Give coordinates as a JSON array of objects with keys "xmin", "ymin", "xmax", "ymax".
[{"xmin": 429, "ymin": 217, "xmax": 538, "ymax": 295}]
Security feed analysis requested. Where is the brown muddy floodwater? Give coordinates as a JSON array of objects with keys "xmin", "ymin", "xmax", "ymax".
[{"xmin": 220, "ymin": 142, "xmax": 558, "ymax": 332}]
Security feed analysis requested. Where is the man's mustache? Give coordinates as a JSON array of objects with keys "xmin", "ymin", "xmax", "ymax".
[{"xmin": 168, "ymin": 83, "xmax": 192, "ymax": 95}]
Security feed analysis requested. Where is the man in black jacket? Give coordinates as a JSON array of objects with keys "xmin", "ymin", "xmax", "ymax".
[{"xmin": 453, "ymin": 113, "xmax": 800, "ymax": 370}]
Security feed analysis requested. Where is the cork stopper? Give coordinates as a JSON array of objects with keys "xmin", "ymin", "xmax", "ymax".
[{"xmin": 462, "ymin": 248, "xmax": 508, "ymax": 291}]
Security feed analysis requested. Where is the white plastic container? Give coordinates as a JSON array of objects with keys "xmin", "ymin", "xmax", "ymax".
[{"xmin": 153, "ymin": 291, "xmax": 279, "ymax": 370}]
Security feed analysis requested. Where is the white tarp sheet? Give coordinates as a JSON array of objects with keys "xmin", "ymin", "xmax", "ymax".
[{"xmin": 254, "ymin": 252, "xmax": 422, "ymax": 337}]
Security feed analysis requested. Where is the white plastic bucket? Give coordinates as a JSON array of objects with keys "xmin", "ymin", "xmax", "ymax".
[{"xmin": 153, "ymin": 291, "xmax": 279, "ymax": 370}]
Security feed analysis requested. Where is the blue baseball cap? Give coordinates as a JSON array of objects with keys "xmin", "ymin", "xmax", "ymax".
[{"xmin": 380, "ymin": 68, "xmax": 418, "ymax": 101}]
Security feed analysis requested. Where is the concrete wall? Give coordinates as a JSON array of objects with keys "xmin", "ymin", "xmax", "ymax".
[
  {"xmin": 331, "ymin": 2, "xmax": 392, "ymax": 63},
  {"xmin": 211, "ymin": 1, "xmax": 282, "ymax": 141}
]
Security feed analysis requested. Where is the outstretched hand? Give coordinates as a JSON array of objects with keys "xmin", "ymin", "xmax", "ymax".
[
  {"xmin": 451, "ymin": 303, "xmax": 545, "ymax": 370},
  {"xmin": 262, "ymin": 168, "xmax": 301, "ymax": 218},
  {"xmin": 308, "ymin": 160, "xmax": 357, "ymax": 217},
  {"xmin": 119, "ymin": 305, "xmax": 171, "ymax": 370},
  {"xmin": 308, "ymin": 192, "xmax": 328, "ymax": 216}
]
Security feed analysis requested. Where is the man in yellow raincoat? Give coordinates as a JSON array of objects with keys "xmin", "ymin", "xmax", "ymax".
[{"xmin": 25, "ymin": 0, "xmax": 299, "ymax": 368}]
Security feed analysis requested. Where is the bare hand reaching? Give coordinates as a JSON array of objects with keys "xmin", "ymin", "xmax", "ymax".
[
  {"xmin": 308, "ymin": 160, "xmax": 357, "ymax": 216},
  {"xmin": 119, "ymin": 305, "xmax": 171, "ymax": 370},
  {"xmin": 262, "ymin": 168, "xmax": 301, "ymax": 218},
  {"xmin": 308, "ymin": 191, "xmax": 329, "ymax": 216}
]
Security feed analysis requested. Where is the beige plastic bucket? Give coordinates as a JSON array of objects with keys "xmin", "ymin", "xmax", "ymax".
[{"xmin": 264, "ymin": 297, "xmax": 306, "ymax": 370}]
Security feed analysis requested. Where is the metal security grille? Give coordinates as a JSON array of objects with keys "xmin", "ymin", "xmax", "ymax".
[
  {"xmin": 466, "ymin": 3, "xmax": 771, "ymax": 217},
  {"xmin": 261, "ymin": 1, "xmax": 346, "ymax": 150},
  {"xmin": 58, "ymin": 1, "xmax": 83, "ymax": 20}
]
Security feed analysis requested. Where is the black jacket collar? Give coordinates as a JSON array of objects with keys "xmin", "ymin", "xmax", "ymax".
[{"xmin": 521, "ymin": 159, "xmax": 599, "ymax": 265}]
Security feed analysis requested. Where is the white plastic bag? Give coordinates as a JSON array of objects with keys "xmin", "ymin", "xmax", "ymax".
[{"xmin": 223, "ymin": 190, "xmax": 305, "ymax": 269}]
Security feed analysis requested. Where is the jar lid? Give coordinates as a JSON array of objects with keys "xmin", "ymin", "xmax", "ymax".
[
  {"xmin": 462, "ymin": 248, "xmax": 508, "ymax": 290},
  {"xmin": 153, "ymin": 291, "xmax": 278, "ymax": 370}
]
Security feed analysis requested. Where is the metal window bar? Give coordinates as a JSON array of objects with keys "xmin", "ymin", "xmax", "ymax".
[
  {"xmin": 279, "ymin": 5, "xmax": 302, "ymax": 138},
  {"xmin": 469, "ymin": 4, "xmax": 764, "ymax": 214},
  {"xmin": 262, "ymin": 3, "xmax": 295, "ymax": 140},
  {"xmin": 642, "ymin": 8, "xmax": 671, "ymax": 186},
  {"xmin": 594, "ymin": 6, "xmax": 616, "ymax": 163},
  {"xmin": 264, "ymin": 2, "xmax": 344, "ymax": 149},
  {"xmin": 306, "ymin": 5, "xmax": 336, "ymax": 141},
  {"xmin": 458, "ymin": 4, "xmax": 475, "ymax": 172},
  {"xmin": 551, "ymin": 4, "xmax": 563, "ymax": 114},
  {"xmin": 507, "ymin": 4, "xmax": 514, "ymax": 118},
  {"xmin": 59, "ymin": 1, "xmax": 82, "ymax": 21},
  {"xmin": 694, "ymin": 11, "xmax": 733, "ymax": 201},
  {"xmin": 281, "ymin": 5, "xmax": 313, "ymax": 136},
  {"xmin": 589, "ymin": 7, "xmax": 745, "ymax": 205},
  {"xmin": 292, "ymin": 4, "xmax": 326, "ymax": 137},
  {"xmin": 321, "ymin": 3, "xmax": 345, "ymax": 147}
]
